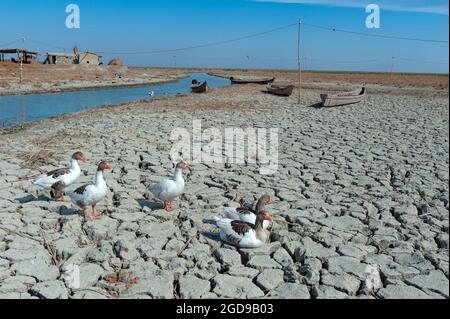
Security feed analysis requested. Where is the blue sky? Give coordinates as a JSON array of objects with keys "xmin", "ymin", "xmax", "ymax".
[{"xmin": 0, "ymin": 0, "xmax": 448, "ymax": 73}]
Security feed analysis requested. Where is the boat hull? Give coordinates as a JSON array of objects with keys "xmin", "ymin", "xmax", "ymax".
[
  {"xmin": 191, "ymin": 81, "xmax": 208, "ymax": 93},
  {"xmin": 321, "ymin": 87, "xmax": 366, "ymax": 107},
  {"xmin": 230, "ymin": 77, "xmax": 275, "ymax": 85},
  {"xmin": 267, "ymin": 84, "xmax": 294, "ymax": 97}
]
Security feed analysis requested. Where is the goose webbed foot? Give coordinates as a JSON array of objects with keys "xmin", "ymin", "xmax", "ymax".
[{"xmin": 92, "ymin": 204, "xmax": 102, "ymax": 220}]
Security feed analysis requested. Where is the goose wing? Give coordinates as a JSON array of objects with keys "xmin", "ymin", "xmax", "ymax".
[
  {"xmin": 223, "ymin": 206, "xmax": 257, "ymax": 224},
  {"xmin": 32, "ymin": 167, "xmax": 72, "ymax": 188},
  {"xmin": 68, "ymin": 184, "xmax": 94, "ymax": 207},
  {"xmin": 150, "ymin": 178, "xmax": 177, "ymax": 200},
  {"xmin": 47, "ymin": 168, "xmax": 71, "ymax": 179},
  {"xmin": 216, "ymin": 218, "xmax": 257, "ymax": 247}
]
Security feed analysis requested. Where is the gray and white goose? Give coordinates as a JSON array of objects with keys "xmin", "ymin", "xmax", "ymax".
[
  {"xmin": 221, "ymin": 194, "xmax": 274, "ymax": 229},
  {"xmin": 67, "ymin": 161, "xmax": 112, "ymax": 222},
  {"xmin": 216, "ymin": 210, "xmax": 273, "ymax": 248},
  {"xmin": 31, "ymin": 151, "xmax": 87, "ymax": 201}
]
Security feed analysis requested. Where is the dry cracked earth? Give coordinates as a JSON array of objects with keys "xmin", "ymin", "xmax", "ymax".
[{"xmin": 0, "ymin": 84, "xmax": 448, "ymax": 299}]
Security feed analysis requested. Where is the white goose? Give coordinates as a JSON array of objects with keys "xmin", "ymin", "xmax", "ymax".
[
  {"xmin": 149, "ymin": 161, "xmax": 191, "ymax": 212},
  {"xmin": 67, "ymin": 161, "xmax": 112, "ymax": 222},
  {"xmin": 215, "ymin": 210, "xmax": 273, "ymax": 248},
  {"xmin": 222, "ymin": 194, "xmax": 274, "ymax": 230},
  {"xmin": 31, "ymin": 152, "xmax": 87, "ymax": 201}
]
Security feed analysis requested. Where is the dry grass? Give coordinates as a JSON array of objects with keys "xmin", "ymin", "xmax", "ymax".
[
  {"xmin": 32, "ymin": 130, "xmax": 88, "ymax": 148},
  {"xmin": 15, "ymin": 130, "xmax": 89, "ymax": 169},
  {"xmin": 17, "ymin": 149, "xmax": 58, "ymax": 169}
]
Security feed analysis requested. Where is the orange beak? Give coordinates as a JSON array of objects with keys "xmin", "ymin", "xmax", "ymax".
[
  {"xmin": 264, "ymin": 214, "xmax": 273, "ymax": 222},
  {"xmin": 81, "ymin": 156, "xmax": 88, "ymax": 163},
  {"xmin": 105, "ymin": 163, "xmax": 113, "ymax": 170},
  {"xmin": 184, "ymin": 162, "xmax": 192, "ymax": 170}
]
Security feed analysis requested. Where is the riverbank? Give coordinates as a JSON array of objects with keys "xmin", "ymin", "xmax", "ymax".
[
  {"xmin": 0, "ymin": 80, "xmax": 448, "ymax": 299},
  {"xmin": 0, "ymin": 64, "xmax": 188, "ymax": 96},
  {"xmin": 204, "ymin": 68, "xmax": 449, "ymax": 90},
  {"xmin": 0, "ymin": 72, "xmax": 230, "ymax": 128},
  {"xmin": 1, "ymin": 63, "xmax": 447, "ymax": 97}
]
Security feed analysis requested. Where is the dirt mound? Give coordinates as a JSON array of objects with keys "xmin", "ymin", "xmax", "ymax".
[{"xmin": 108, "ymin": 59, "xmax": 124, "ymax": 66}]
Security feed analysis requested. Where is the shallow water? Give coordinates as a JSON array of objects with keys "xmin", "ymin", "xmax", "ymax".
[{"xmin": 0, "ymin": 72, "xmax": 230, "ymax": 127}]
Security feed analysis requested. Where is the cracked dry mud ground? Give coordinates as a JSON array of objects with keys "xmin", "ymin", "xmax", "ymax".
[{"xmin": 0, "ymin": 84, "xmax": 448, "ymax": 299}]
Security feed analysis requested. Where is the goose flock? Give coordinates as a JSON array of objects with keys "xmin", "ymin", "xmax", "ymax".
[{"xmin": 30, "ymin": 152, "xmax": 274, "ymax": 248}]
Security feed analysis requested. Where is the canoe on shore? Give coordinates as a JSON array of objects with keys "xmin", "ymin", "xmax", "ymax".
[
  {"xmin": 266, "ymin": 83, "xmax": 295, "ymax": 97},
  {"xmin": 230, "ymin": 76, "xmax": 275, "ymax": 85},
  {"xmin": 191, "ymin": 81, "xmax": 208, "ymax": 93},
  {"xmin": 320, "ymin": 87, "xmax": 366, "ymax": 107}
]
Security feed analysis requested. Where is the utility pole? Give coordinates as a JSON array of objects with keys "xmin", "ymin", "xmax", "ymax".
[
  {"xmin": 19, "ymin": 37, "xmax": 25, "ymax": 84},
  {"xmin": 390, "ymin": 55, "xmax": 395, "ymax": 75},
  {"xmin": 297, "ymin": 19, "xmax": 302, "ymax": 105},
  {"xmin": 173, "ymin": 55, "xmax": 177, "ymax": 68},
  {"xmin": 304, "ymin": 53, "xmax": 308, "ymax": 71}
]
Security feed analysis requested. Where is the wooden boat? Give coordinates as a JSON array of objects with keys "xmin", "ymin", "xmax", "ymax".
[
  {"xmin": 266, "ymin": 84, "xmax": 295, "ymax": 97},
  {"xmin": 230, "ymin": 76, "xmax": 275, "ymax": 85},
  {"xmin": 320, "ymin": 87, "xmax": 366, "ymax": 107},
  {"xmin": 191, "ymin": 80, "xmax": 208, "ymax": 93}
]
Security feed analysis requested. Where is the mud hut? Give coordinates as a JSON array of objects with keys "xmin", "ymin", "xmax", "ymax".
[
  {"xmin": 44, "ymin": 52, "xmax": 76, "ymax": 65},
  {"xmin": 78, "ymin": 52, "xmax": 102, "ymax": 65}
]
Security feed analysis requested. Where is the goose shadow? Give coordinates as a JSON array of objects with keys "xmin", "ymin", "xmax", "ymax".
[
  {"xmin": 59, "ymin": 205, "xmax": 82, "ymax": 217},
  {"xmin": 15, "ymin": 194, "xmax": 51, "ymax": 204},
  {"xmin": 136, "ymin": 198, "xmax": 164, "ymax": 210},
  {"xmin": 200, "ymin": 231, "xmax": 220, "ymax": 242},
  {"xmin": 201, "ymin": 219, "xmax": 222, "ymax": 244},
  {"xmin": 203, "ymin": 218, "xmax": 218, "ymax": 226}
]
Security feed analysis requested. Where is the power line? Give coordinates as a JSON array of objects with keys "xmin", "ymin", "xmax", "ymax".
[
  {"xmin": 307, "ymin": 57, "xmax": 389, "ymax": 64},
  {"xmin": 302, "ymin": 22, "xmax": 449, "ymax": 44},
  {"xmin": 4, "ymin": 20, "xmax": 448, "ymax": 70},
  {"xmin": 396, "ymin": 57, "xmax": 449, "ymax": 65},
  {"xmin": 27, "ymin": 39, "xmax": 67, "ymax": 51},
  {"xmin": 146, "ymin": 55, "xmax": 449, "ymax": 67},
  {"xmin": 61, "ymin": 51, "xmax": 450, "ymax": 66},
  {"xmin": 12, "ymin": 19, "xmax": 448, "ymax": 56},
  {"xmin": 95, "ymin": 22, "xmax": 298, "ymax": 55},
  {"xmin": 0, "ymin": 39, "xmax": 21, "ymax": 47},
  {"xmin": 96, "ymin": 21, "xmax": 448, "ymax": 55},
  {"xmin": 93, "ymin": 21, "xmax": 449, "ymax": 55}
]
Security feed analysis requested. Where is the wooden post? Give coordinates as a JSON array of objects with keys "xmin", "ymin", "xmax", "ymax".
[
  {"xmin": 297, "ymin": 19, "xmax": 302, "ymax": 105},
  {"xmin": 20, "ymin": 59, "xmax": 23, "ymax": 84},
  {"xmin": 17, "ymin": 50, "xmax": 23, "ymax": 84},
  {"xmin": 19, "ymin": 38, "xmax": 25, "ymax": 84},
  {"xmin": 19, "ymin": 94, "xmax": 25, "ymax": 127},
  {"xmin": 390, "ymin": 55, "xmax": 395, "ymax": 76}
]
